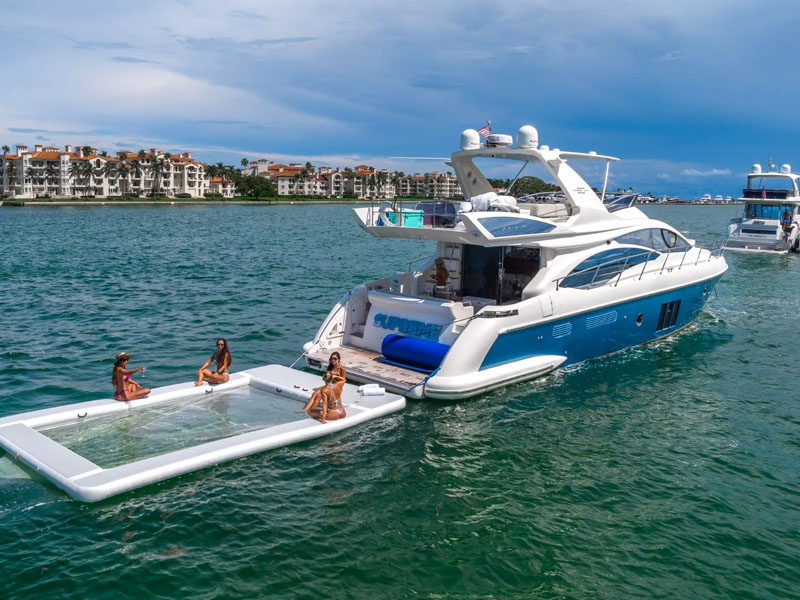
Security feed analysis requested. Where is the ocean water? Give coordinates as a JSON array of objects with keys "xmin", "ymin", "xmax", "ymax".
[{"xmin": 1, "ymin": 204, "xmax": 798, "ymax": 599}]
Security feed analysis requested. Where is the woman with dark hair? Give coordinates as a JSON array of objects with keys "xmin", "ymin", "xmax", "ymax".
[
  {"xmin": 112, "ymin": 352, "xmax": 150, "ymax": 401},
  {"xmin": 195, "ymin": 338, "xmax": 232, "ymax": 386},
  {"xmin": 325, "ymin": 351, "xmax": 347, "ymax": 418}
]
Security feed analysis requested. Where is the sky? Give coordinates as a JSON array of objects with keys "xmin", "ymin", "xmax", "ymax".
[{"xmin": 2, "ymin": 0, "xmax": 800, "ymax": 198}]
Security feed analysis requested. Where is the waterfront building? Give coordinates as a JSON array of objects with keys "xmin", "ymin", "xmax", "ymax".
[
  {"xmin": 242, "ymin": 159, "xmax": 461, "ymax": 200},
  {"xmin": 0, "ymin": 144, "xmax": 218, "ymax": 199}
]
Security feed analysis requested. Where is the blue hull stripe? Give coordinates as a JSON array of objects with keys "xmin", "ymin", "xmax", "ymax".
[{"xmin": 480, "ymin": 277, "xmax": 721, "ymax": 370}]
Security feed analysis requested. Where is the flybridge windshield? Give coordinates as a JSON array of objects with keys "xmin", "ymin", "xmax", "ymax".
[
  {"xmin": 469, "ymin": 156, "xmax": 606, "ymax": 196},
  {"xmin": 747, "ymin": 176, "xmax": 795, "ymax": 191}
]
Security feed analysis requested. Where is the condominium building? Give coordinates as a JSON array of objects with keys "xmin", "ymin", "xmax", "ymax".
[
  {"xmin": 243, "ymin": 158, "xmax": 460, "ymax": 199},
  {"xmin": 0, "ymin": 144, "xmax": 231, "ymax": 199}
]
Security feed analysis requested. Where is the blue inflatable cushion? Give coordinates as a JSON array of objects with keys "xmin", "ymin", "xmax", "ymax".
[{"xmin": 380, "ymin": 334, "xmax": 450, "ymax": 371}]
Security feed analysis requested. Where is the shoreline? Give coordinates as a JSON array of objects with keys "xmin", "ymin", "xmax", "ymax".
[
  {"xmin": 0, "ymin": 198, "xmax": 370, "ymax": 207},
  {"xmin": 1, "ymin": 199, "xmax": 744, "ymax": 208}
]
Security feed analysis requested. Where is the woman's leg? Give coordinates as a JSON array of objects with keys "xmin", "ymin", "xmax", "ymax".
[
  {"xmin": 118, "ymin": 388, "xmax": 151, "ymax": 401},
  {"xmin": 319, "ymin": 392, "xmax": 329, "ymax": 424},
  {"xmin": 303, "ymin": 388, "xmax": 322, "ymax": 412},
  {"xmin": 205, "ymin": 372, "xmax": 230, "ymax": 384},
  {"xmin": 195, "ymin": 368, "xmax": 217, "ymax": 386}
]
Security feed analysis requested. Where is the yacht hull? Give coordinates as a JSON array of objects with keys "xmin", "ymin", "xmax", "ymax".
[{"xmin": 422, "ymin": 275, "xmax": 722, "ymax": 399}]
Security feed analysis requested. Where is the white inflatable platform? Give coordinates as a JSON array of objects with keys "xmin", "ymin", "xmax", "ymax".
[{"xmin": 0, "ymin": 365, "xmax": 405, "ymax": 502}]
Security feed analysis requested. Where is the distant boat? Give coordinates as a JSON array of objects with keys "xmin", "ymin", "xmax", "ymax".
[{"xmin": 725, "ymin": 162, "xmax": 800, "ymax": 253}]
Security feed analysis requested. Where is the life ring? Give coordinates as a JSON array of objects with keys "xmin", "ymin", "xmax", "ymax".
[{"xmin": 378, "ymin": 201, "xmax": 402, "ymax": 226}]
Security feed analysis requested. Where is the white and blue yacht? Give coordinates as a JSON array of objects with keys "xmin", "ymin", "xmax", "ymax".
[
  {"xmin": 725, "ymin": 162, "xmax": 800, "ymax": 253},
  {"xmin": 304, "ymin": 125, "xmax": 728, "ymax": 399}
]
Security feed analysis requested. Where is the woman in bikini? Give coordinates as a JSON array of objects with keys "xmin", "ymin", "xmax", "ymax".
[
  {"xmin": 112, "ymin": 352, "xmax": 150, "ymax": 402},
  {"xmin": 195, "ymin": 338, "xmax": 232, "ymax": 386},
  {"xmin": 302, "ymin": 371, "xmax": 333, "ymax": 415},
  {"xmin": 301, "ymin": 352, "xmax": 347, "ymax": 422}
]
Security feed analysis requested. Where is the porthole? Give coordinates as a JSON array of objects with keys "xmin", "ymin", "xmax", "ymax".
[{"xmin": 635, "ymin": 313, "xmax": 643, "ymax": 326}]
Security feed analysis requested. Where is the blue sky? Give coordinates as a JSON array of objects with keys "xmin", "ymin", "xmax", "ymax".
[{"xmin": 2, "ymin": 0, "xmax": 799, "ymax": 197}]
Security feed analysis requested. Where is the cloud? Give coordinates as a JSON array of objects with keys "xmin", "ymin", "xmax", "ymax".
[
  {"xmin": 69, "ymin": 39, "xmax": 135, "ymax": 51},
  {"xmin": 180, "ymin": 36, "xmax": 316, "ymax": 53},
  {"xmin": 228, "ymin": 9, "xmax": 269, "ymax": 21},
  {"xmin": 111, "ymin": 56, "xmax": 161, "ymax": 64},
  {"xmin": 681, "ymin": 168, "xmax": 731, "ymax": 176},
  {"xmin": 656, "ymin": 50, "xmax": 684, "ymax": 62},
  {"xmin": 9, "ymin": 127, "xmax": 97, "ymax": 135}
]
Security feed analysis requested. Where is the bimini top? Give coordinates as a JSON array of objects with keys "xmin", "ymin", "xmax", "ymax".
[{"xmin": 353, "ymin": 124, "xmax": 654, "ymax": 247}]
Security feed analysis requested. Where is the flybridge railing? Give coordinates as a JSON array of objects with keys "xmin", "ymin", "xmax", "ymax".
[{"xmin": 553, "ymin": 240, "xmax": 726, "ymax": 291}]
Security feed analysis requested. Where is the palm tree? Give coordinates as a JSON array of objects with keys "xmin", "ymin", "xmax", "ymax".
[
  {"xmin": 241, "ymin": 158, "xmax": 249, "ymax": 168},
  {"xmin": 44, "ymin": 163, "xmax": 58, "ymax": 196},
  {"xmin": 68, "ymin": 162, "xmax": 83, "ymax": 196},
  {"xmin": 25, "ymin": 166, "xmax": 37, "ymax": 196},
  {"xmin": 81, "ymin": 145, "xmax": 92, "ymax": 157},
  {"xmin": 149, "ymin": 157, "xmax": 167, "ymax": 196},
  {"xmin": 102, "ymin": 161, "xmax": 116, "ymax": 192},
  {"xmin": 2, "ymin": 145, "xmax": 9, "ymax": 155},
  {"xmin": 115, "ymin": 162, "xmax": 129, "ymax": 195},
  {"xmin": 81, "ymin": 161, "xmax": 94, "ymax": 196},
  {"xmin": 376, "ymin": 171, "xmax": 387, "ymax": 198},
  {"xmin": 4, "ymin": 161, "xmax": 17, "ymax": 196},
  {"xmin": 293, "ymin": 170, "xmax": 304, "ymax": 196}
]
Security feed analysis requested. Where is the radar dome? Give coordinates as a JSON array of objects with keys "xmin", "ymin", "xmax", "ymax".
[
  {"xmin": 781, "ymin": 163, "xmax": 792, "ymax": 174},
  {"xmin": 751, "ymin": 164, "xmax": 762, "ymax": 174},
  {"xmin": 516, "ymin": 125, "xmax": 539, "ymax": 149},
  {"xmin": 460, "ymin": 129, "xmax": 480, "ymax": 151}
]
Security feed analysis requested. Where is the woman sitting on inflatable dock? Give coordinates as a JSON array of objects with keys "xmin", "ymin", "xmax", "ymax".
[
  {"xmin": 112, "ymin": 352, "xmax": 150, "ymax": 401},
  {"xmin": 195, "ymin": 338, "xmax": 232, "ymax": 387},
  {"xmin": 303, "ymin": 353, "xmax": 347, "ymax": 423}
]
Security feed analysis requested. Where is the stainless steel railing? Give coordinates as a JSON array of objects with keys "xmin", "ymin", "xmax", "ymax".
[{"xmin": 554, "ymin": 241, "xmax": 726, "ymax": 291}]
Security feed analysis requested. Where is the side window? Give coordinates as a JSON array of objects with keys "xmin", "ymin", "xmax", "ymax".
[
  {"xmin": 560, "ymin": 248, "xmax": 658, "ymax": 289},
  {"xmin": 615, "ymin": 228, "xmax": 690, "ymax": 252},
  {"xmin": 614, "ymin": 229, "xmax": 656, "ymax": 248},
  {"xmin": 657, "ymin": 229, "xmax": 690, "ymax": 251}
]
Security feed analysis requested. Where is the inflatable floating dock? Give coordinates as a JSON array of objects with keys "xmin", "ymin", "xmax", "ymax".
[{"xmin": 0, "ymin": 365, "xmax": 405, "ymax": 502}]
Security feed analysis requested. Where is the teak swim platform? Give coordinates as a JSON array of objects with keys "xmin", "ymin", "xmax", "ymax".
[{"xmin": 0, "ymin": 365, "xmax": 405, "ymax": 502}]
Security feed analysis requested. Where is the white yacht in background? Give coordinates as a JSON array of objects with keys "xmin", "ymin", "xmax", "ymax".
[
  {"xmin": 304, "ymin": 125, "xmax": 728, "ymax": 399},
  {"xmin": 725, "ymin": 162, "xmax": 800, "ymax": 253}
]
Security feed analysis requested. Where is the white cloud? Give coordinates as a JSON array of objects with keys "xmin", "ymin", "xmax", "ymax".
[
  {"xmin": 681, "ymin": 168, "xmax": 732, "ymax": 177},
  {"xmin": 656, "ymin": 50, "xmax": 684, "ymax": 62}
]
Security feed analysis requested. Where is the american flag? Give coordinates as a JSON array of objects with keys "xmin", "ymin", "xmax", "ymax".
[
  {"xmin": 477, "ymin": 125, "xmax": 491, "ymax": 138},
  {"xmin": 761, "ymin": 187, "xmax": 767, "ymax": 199}
]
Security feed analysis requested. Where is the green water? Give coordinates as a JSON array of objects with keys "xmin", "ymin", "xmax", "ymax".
[{"xmin": 1, "ymin": 204, "xmax": 798, "ymax": 599}]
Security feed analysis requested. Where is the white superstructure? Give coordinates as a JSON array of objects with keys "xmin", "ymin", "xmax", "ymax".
[
  {"xmin": 725, "ymin": 162, "xmax": 800, "ymax": 253},
  {"xmin": 304, "ymin": 125, "xmax": 728, "ymax": 399}
]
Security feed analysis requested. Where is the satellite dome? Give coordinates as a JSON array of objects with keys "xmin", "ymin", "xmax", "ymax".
[
  {"xmin": 751, "ymin": 164, "xmax": 762, "ymax": 174},
  {"xmin": 516, "ymin": 125, "xmax": 538, "ymax": 149},
  {"xmin": 460, "ymin": 129, "xmax": 480, "ymax": 151},
  {"xmin": 781, "ymin": 163, "xmax": 792, "ymax": 174}
]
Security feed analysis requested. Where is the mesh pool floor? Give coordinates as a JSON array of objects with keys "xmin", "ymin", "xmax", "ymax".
[{"xmin": 41, "ymin": 387, "xmax": 303, "ymax": 469}]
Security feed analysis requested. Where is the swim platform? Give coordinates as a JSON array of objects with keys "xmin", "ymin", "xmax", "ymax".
[{"xmin": 0, "ymin": 365, "xmax": 405, "ymax": 502}]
